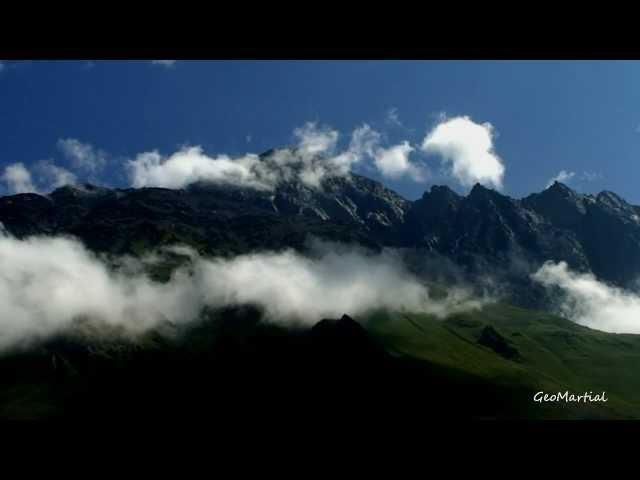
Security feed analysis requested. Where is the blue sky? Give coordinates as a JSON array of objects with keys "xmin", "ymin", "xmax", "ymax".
[{"xmin": 1, "ymin": 60, "xmax": 640, "ymax": 202}]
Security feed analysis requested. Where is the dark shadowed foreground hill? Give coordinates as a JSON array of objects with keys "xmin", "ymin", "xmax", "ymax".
[{"xmin": 2, "ymin": 305, "xmax": 636, "ymax": 421}]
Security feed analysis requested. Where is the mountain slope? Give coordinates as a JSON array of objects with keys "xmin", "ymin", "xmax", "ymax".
[
  {"xmin": 3, "ymin": 154, "xmax": 640, "ymax": 296},
  {"xmin": 4, "ymin": 155, "xmax": 640, "ymax": 420},
  {"xmin": 2, "ymin": 305, "xmax": 637, "ymax": 420},
  {"xmin": 366, "ymin": 304, "xmax": 640, "ymax": 419}
]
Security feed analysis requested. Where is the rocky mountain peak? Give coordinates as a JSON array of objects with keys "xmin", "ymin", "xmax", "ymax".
[
  {"xmin": 413, "ymin": 185, "xmax": 462, "ymax": 218},
  {"xmin": 50, "ymin": 183, "xmax": 112, "ymax": 198},
  {"xmin": 4, "ymin": 153, "xmax": 640, "ymax": 291},
  {"xmin": 466, "ymin": 183, "xmax": 509, "ymax": 207},
  {"xmin": 465, "ymin": 183, "xmax": 513, "ymax": 215},
  {"xmin": 522, "ymin": 181, "xmax": 587, "ymax": 230},
  {"xmin": 423, "ymin": 184, "xmax": 461, "ymax": 201},
  {"xmin": 468, "ymin": 182, "xmax": 492, "ymax": 196},
  {"xmin": 546, "ymin": 180, "xmax": 573, "ymax": 194},
  {"xmin": 597, "ymin": 190, "xmax": 627, "ymax": 210}
]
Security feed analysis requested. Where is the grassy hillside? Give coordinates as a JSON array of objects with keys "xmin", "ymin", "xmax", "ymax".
[
  {"xmin": 2, "ymin": 303, "xmax": 640, "ymax": 421},
  {"xmin": 365, "ymin": 304, "xmax": 640, "ymax": 419}
]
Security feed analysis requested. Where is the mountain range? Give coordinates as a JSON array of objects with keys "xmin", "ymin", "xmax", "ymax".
[
  {"xmin": 2, "ymin": 148, "xmax": 640, "ymax": 292},
  {"xmin": 2, "ymin": 147, "xmax": 640, "ymax": 421}
]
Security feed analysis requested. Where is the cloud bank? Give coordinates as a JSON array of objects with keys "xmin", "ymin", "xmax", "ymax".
[
  {"xmin": 127, "ymin": 122, "xmax": 427, "ymax": 190},
  {"xmin": 421, "ymin": 115, "xmax": 505, "ymax": 190},
  {"xmin": 0, "ymin": 231, "xmax": 485, "ymax": 351},
  {"xmin": 2, "ymin": 115, "xmax": 506, "ymax": 196},
  {"xmin": 127, "ymin": 147, "xmax": 274, "ymax": 190},
  {"xmin": 532, "ymin": 261, "xmax": 640, "ymax": 333}
]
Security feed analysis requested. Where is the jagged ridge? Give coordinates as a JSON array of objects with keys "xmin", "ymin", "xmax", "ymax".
[{"xmin": 2, "ymin": 161, "xmax": 640, "ymax": 291}]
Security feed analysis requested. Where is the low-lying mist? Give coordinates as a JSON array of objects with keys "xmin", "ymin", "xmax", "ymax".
[
  {"xmin": 532, "ymin": 261, "xmax": 640, "ymax": 334},
  {"xmin": 0, "ymin": 231, "xmax": 487, "ymax": 352}
]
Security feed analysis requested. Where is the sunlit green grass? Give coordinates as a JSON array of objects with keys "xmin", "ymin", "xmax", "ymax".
[{"xmin": 364, "ymin": 304, "xmax": 640, "ymax": 419}]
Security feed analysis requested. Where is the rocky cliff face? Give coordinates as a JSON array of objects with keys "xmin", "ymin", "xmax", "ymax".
[
  {"xmin": 523, "ymin": 182, "xmax": 640, "ymax": 286},
  {"xmin": 399, "ymin": 183, "xmax": 590, "ymax": 279}
]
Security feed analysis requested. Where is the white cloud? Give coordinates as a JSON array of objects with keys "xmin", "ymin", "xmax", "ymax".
[
  {"xmin": 546, "ymin": 170, "xmax": 575, "ymax": 188},
  {"xmin": 128, "ymin": 147, "xmax": 274, "ymax": 190},
  {"xmin": 197, "ymin": 242, "xmax": 483, "ymax": 323},
  {"xmin": 1, "ymin": 163, "xmax": 38, "ymax": 194},
  {"xmin": 57, "ymin": 122, "xmax": 430, "ymax": 193},
  {"xmin": 151, "ymin": 60, "xmax": 177, "ymax": 68},
  {"xmin": 57, "ymin": 138, "xmax": 107, "ymax": 174},
  {"xmin": 532, "ymin": 261, "xmax": 640, "ymax": 334},
  {"xmin": 349, "ymin": 124, "xmax": 381, "ymax": 159},
  {"xmin": 344, "ymin": 124, "xmax": 425, "ymax": 182},
  {"xmin": 545, "ymin": 170, "xmax": 603, "ymax": 189},
  {"xmin": 292, "ymin": 122, "xmax": 339, "ymax": 155},
  {"xmin": 127, "ymin": 122, "xmax": 423, "ymax": 191},
  {"xmin": 1, "ymin": 160, "xmax": 78, "ymax": 195},
  {"xmin": 374, "ymin": 141, "xmax": 425, "ymax": 182},
  {"xmin": 35, "ymin": 160, "xmax": 77, "ymax": 189},
  {"xmin": 0, "ymin": 232, "xmax": 485, "ymax": 351},
  {"xmin": 421, "ymin": 115, "xmax": 505, "ymax": 190},
  {"xmin": 386, "ymin": 107, "xmax": 402, "ymax": 127},
  {"xmin": 284, "ymin": 123, "xmax": 377, "ymax": 188},
  {"xmin": 0, "ymin": 233, "xmax": 199, "ymax": 350}
]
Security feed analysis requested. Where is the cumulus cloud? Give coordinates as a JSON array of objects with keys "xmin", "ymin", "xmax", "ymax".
[
  {"xmin": 151, "ymin": 60, "xmax": 177, "ymax": 68},
  {"xmin": 127, "ymin": 147, "xmax": 274, "ymax": 190},
  {"xmin": 1, "ymin": 162, "xmax": 38, "ymax": 194},
  {"xmin": 127, "ymin": 125, "xmax": 346, "ymax": 190},
  {"xmin": 1, "ymin": 160, "xmax": 78, "ymax": 195},
  {"xmin": 289, "ymin": 122, "xmax": 358, "ymax": 188},
  {"xmin": 35, "ymin": 160, "xmax": 77, "ymax": 189},
  {"xmin": 374, "ymin": 142, "xmax": 425, "ymax": 182},
  {"xmin": 57, "ymin": 138, "xmax": 107, "ymax": 174},
  {"xmin": 421, "ymin": 115, "xmax": 505, "ymax": 190},
  {"xmin": 532, "ymin": 261, "xmax": 640, "ymax": 333},
  {"xmin": 0, "ymin": 232, "xmax": 485, "ymax": 351},
  {"xmin": 348, "ymin": 124, "xmax": 381, "ymax": 159},
  {"xmin": 546, "ymin": 170, "xmax": 575, "ymax": 188},
  {"xmin": 329, "ymin": 123, "xmax": 425, "ymax": 183},
  {"xmin": 46, "ymin": 121, "xmax": 430, "ymax": 194},
  {"xmin": 43, "ymin": 120, "xmax": 434, "ymax": 193},
  {"xmin": 293, "ymin": 122, "xmax": 339, "ymax": 155},
  {"xmin": 127, "ymin": 122, "xmax": 422, "ymax": 191}
]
